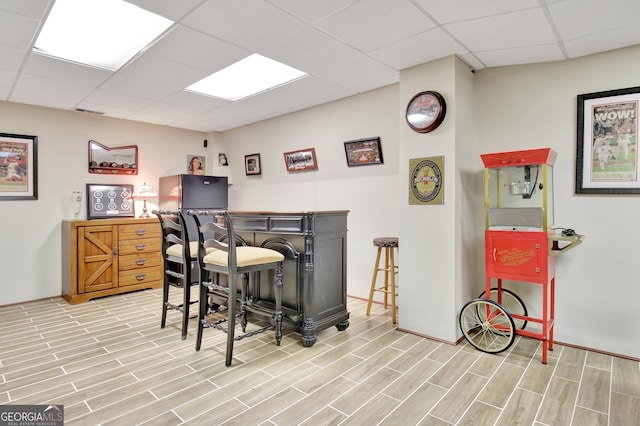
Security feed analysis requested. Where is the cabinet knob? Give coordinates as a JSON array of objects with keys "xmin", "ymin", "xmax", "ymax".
[
  {"xmin": 135, "ymin": 258, "xmax": 147, "ymax": 265},
  {"xmin": 135, "ymin": 273, "xmax": 147, "ymax": 281},
  {"xmin": 135, "ymin": 244, "xmax": 147, "ymax": 250},
  {"xmin": 135, "ymin": 229, "xmax": 147, "ymax": 236}
]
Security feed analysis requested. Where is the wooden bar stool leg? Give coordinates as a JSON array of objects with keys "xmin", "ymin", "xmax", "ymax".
[
  {"xmin": 390, "ymin": 247, "xmax": 397, "ymax": 324},
  {"xmin": 383, "ymin": 247, "xmax": 390, "ymax": 309},
  {"xmin": 366, "ymin": 246, "xmax": 383, "ymax": 316}
]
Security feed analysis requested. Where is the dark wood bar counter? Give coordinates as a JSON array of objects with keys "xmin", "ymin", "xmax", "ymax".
[{"xmin": 230, "ymin": 210, "xmax": 350, "ymax": 346}]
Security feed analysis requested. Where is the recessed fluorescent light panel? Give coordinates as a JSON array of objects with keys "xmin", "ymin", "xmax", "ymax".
[
  {"xmin": 186, "ymin": 54, "xmax": 307, "ymax": 101},
  {"xmin": 34, "ymin": 0, "xmax": 173, "ymax": 71}
]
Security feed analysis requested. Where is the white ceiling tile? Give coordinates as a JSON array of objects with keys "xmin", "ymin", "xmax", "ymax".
[
  {"xmin": 315, "ymin": 0, "xmax": 436, "ymax": 52},
  {"xmin": 0, "ymin": 10, "xmax": 41, "ymax": 49},
  {"xmin": 182, "ymin": 0, "xmax": 307, "ymax": 52},
  {"xmin": 0, "ymin": 44, "xmax": 27, "ymax": 72},
  {"xmin": 144, "ymin": 25, "xmax": 250, "ymax": 72},
  {"xmin": 459, "ymin": 53, "xmax": 485, "ymax": 70},
  {"xmin": 161, "ymin": 90, "xmax": 229, "ymax": 114},
  {"xmin": 0, "ymin": 0, "xmax": 638, "ymax": 132},
  {"xmin": 475, "ymin": 44, "xmax": 565, "ymax": 68},
  {"xmin": 311, "ymin": 52, "xmax": 398, "ymax": 93},
  {"xmin": 563, "ymin": 24, "xmax": 640, "ymax": 59},
  {"xmin": 267, "ymin": 0, "xmax": 358, "ymax": 23},
  {"xmin": 100, "ymin": 74, "xmax": 178, "ymax": 101},
  {"xmin": 125, "ymin": 0, "xmax": 203, "ymax": 20},
  {"xmin": 119, "ymin": 54, "xmax": 210, "ymax": 89},
  {"xmin": 413, "ymin": 0, "xmax": 539, "ymax": 23},
  {"xmin": 0, "ymin": 0, "xmax": 51, "ymax": 19},
  {"xmin": 369, "ymin": 27, "xmax": 468, "ymax": 71},
  {"xmin": 0, "ymin": 69, "xmax": 17, "ymax": 99},
  {"xmin": 10, "ymin": 73, "xmax": 94, "ymax": 109},
  {"xmin": 79, "ymin": 89, "xmax": 157, "ymax": 112},
  {"xmin": 548, "ymin": 0, "xmax": 640, "ymax": 41},
  {"xmin": 445, "ymin": 9, "xmax": 557, "ymax": 51},
  {"xmin": 261, "ymin": 26, "xmax": 361, "ymax": 75},
  {"xmin": 23, "ymin": 53, "xmax": 111, "ymax": 85}
]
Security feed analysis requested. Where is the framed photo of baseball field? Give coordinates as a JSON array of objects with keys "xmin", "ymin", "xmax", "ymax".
[
  {"xmin": 576, "ymin": 86, "xmax": 639, "ymax": 194},
  {"xmin": 0, "ymin": 133, "xmax": 38, "ymax": 200},
  {"xmin": 343, "ymin": 137, "xmax": 383, "ymax": 167}
]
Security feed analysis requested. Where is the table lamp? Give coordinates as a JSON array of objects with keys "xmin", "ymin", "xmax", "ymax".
[{"xmin": 133, "ymin": 182, "xmax": 158, "ymax": 218}]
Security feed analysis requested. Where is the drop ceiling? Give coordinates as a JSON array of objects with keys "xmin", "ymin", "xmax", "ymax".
[{"xmin": 1, "ymin": 0, "xmax": 639, "ymax": 132}]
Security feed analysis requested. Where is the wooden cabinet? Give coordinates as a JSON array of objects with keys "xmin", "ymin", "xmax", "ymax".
[{"xmin": 62, "ymin": 218, "xmax": 162, "ymax": 304}]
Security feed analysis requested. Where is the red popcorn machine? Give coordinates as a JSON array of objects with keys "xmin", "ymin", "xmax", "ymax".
[{"xmin": 459, "ymin": 148, "xmax": 584, "ymax": 364}]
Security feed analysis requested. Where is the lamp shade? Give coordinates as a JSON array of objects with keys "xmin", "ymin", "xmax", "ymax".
[
  {"xmin": 133, "ymin": 183, "xmax": 158, "ymax": 199},
  {"xmin": 133, "ymin": 183, "xmax": 157, "ymax": 218}
]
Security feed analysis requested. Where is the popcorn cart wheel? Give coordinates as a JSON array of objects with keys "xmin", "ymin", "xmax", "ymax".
[
  {"xmin": 459, "ymin": 299, "xmax": 516, "ymax": 354},
  {"xmin": 478, "ymin": 287, "xmax": 528, "ymax": 330}
]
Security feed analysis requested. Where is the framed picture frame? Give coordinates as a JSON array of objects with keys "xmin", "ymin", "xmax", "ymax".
[
  {"xmin": 0, "ymin": 133, "xmax": 38, "ymax": 200},
  {"xmin": 283, "ymin": 148, "xmax": 318, "ymax": 172},
  {"xmin": 576, "ymin": 86, "xmax": 639, "ymax": 194},
  {"xmin": 187, "ymin": 154, "xmax": 206, "ymax": 176},
  {"xmin": 86, "ymin": 183, "xmax": 135, "ymax": 219},
  {"xmin": 245, "ymin": 153, "xmax": 261, "ymax": 175},
  {"xmin": 344, "ymin": 137, "xmax": 383, "ymax": 167}
]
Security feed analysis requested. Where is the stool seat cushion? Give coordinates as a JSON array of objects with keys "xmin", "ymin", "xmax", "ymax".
[
  {"xmin": 373, "ymin": 237, "xmax": 399, "ymax": 248},
  {"xmin": 204, "ymin": 246, "xmax": 284, "ymax": 268},
  {"xmin": 166, "ymin": 242, "xmax": 215, "ymax": 258}
]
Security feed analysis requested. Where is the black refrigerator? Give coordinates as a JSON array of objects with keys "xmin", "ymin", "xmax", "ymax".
[{"xmin": 158, "ymin": 174, "xmax": 228, "ymax": 240}]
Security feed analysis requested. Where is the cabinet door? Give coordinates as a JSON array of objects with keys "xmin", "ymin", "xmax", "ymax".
[
  {"xmin": 78, "ymin": 225, "xmax": 117, "ymax": 293},
  {"xmin": 486, "ymin": 231, "xmax": 547, "ymax": 283}
]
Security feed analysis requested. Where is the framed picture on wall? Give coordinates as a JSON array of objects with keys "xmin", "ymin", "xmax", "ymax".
[
  {"xmin": 187, "ymin": 154, "xmax": 206, "ymax": 175},
  {"xmin": 0, "ymin": 133, "xmax": 38, "ymax": 200},
  {"xmin": 576, "ymin": 86, "xmax": 640, "ymax": 194},
  {"xmin": 344, "ymin": 137, "xmax": 383, "ymax": 167},
  {"xmin": 245, "ymin": 153, "xmax": 261, "ymax": 175},
  {"xmin": 283, "ymin": 148, "xmax": 318, "ymax": 172}
]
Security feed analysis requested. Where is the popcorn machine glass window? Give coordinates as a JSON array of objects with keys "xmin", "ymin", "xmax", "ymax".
[{"xmin": 483, "ymin": 148, "xmax": 555, "ymax": 231}]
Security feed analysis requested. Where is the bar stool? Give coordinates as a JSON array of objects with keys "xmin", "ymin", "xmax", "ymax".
[{"xmin": 366, "ymin": 237, "xmax": 399, "ymax": 324}]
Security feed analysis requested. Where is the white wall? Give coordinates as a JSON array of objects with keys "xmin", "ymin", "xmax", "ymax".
[
  {"xmin": 0, "ymin": 102, "xmax": 208, "ymax": 305},
  {"xmin": 2, "ymin": 44, "xmax": 639, "ymax": 359},
  {"xmin": 475, "ymin": 45, "xmax": 640, "ymax": 359},
  {"xmin": 216, "ymin": 85, "xmax": 400, "ymax": 301}
]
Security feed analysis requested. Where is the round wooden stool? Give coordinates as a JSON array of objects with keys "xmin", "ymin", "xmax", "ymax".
[{"xmin": 366, "ymin": 237, "xmax": 399, "ymax": 324}]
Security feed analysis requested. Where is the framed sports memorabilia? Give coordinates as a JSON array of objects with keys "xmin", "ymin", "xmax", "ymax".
[
  {"xmin": 86, "ymin": 183, "xmax": 135, "ymax": 219},
  {"xmin": 0, "ymin": 133, "xmax": 38, "ymax": 200},
  {"xmin": 576, "ymin": 86, "xmax": 639, "ymax": 194}
]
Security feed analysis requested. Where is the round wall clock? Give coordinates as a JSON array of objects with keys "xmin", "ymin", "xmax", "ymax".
[{"xmin": 405, "ymin": 91, "xmax": 446, "ymax": 133}]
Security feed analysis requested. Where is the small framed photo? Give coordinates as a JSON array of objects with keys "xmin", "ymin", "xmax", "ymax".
[
  {"xmin": 344, "ymin": 137, "xmax": 383, "ymax": 167},
  {"xmin": 245, "ymin": 153, "xmax": 261, "ymax": 175},
  {"xmin": 576, "ymin": 86, "xmax": 639, "ymax": 194},
  {"xmin": 283, "ymin": 148, "xmax": 318, "ymax": 172},
  {"xmin": 0, "ymin": 133, "xmax": 38, "ymax": 200},
  {"xmin": 187, "ymin": 154, "xmax": 206, "ymax": 175}
]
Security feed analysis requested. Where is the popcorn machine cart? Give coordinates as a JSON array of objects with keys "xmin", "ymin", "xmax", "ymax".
[{"xmin": 459, "ymin": 148, "xmax": 584, "ymax": 364}]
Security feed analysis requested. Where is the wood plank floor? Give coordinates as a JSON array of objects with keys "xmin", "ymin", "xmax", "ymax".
[{"xmin": 0, "ymin": 288, "xmax": 638, "ymax": 425}]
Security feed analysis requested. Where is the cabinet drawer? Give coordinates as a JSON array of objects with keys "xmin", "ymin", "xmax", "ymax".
[
  {"xmin": 119, "ymin": 223, "xmax": 161, "ymax": 240},
  {"xmin": 119, "ymin": 238, "xmax": 162, "ymax": 255},
  {"xmin": 119, "ymin": 267, "xmax": 162, "ymax": 287},
  {"xmin": 119, "ymin": 252, "xmax": 162, "ymax": 271}
]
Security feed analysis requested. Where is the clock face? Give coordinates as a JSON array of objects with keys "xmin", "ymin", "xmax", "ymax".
[
  {"xmin": 410, "ymin": 158, "xmax": 443, "ymax": 204},
  {"xmin": 406, "ymin": 91, "xmax": 446, "ymax": 133}
]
